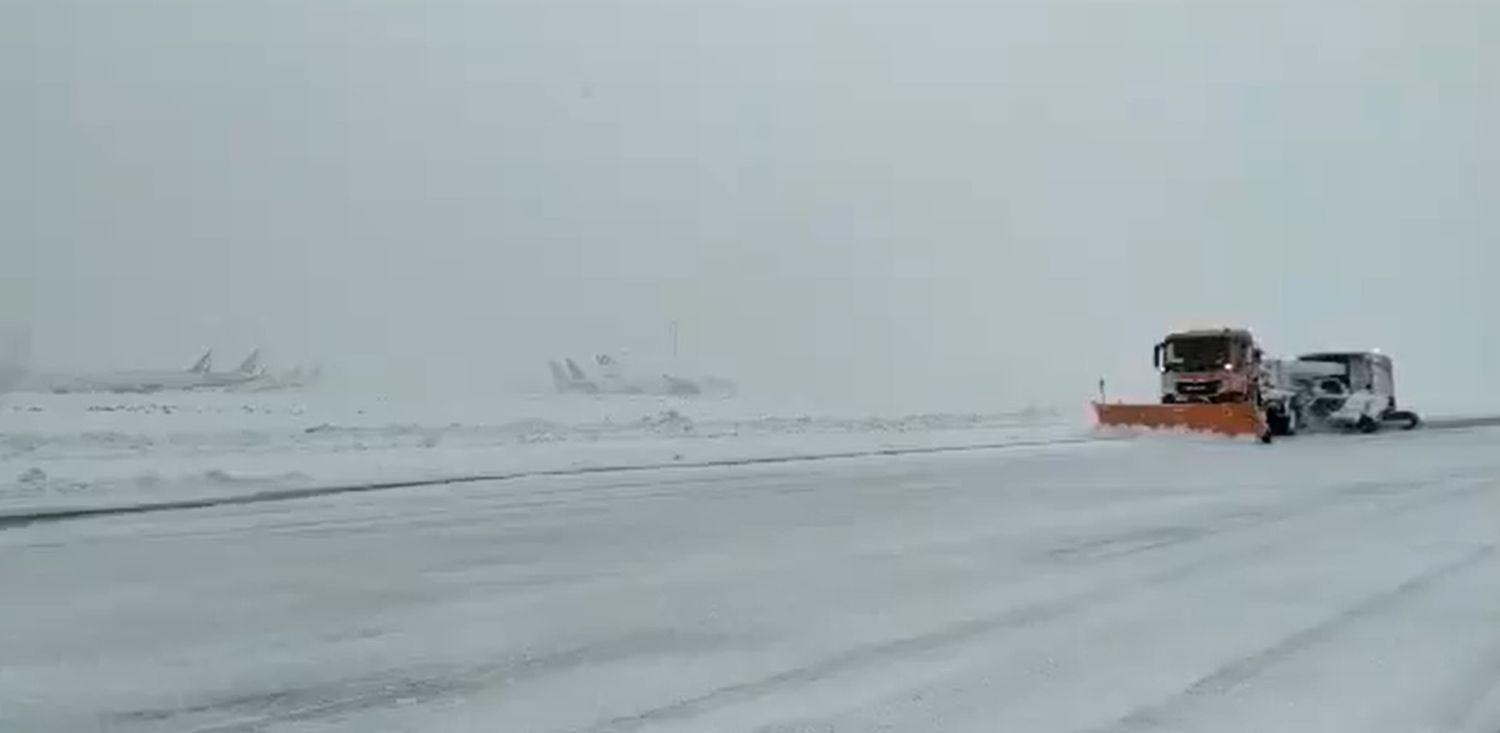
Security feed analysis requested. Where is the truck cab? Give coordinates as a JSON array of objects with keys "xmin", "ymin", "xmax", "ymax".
[{"xmin": 1154, "ymin": 329, "xmax": 1264, "ymax": 404}]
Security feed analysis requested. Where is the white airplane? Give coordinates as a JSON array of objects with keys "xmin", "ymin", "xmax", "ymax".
[
  {"xmin": 548, "ymin": 353, "xmax": 735, "ymax": 397},
  {"xmin": 15, "ymin": 349, "xmax": 268, "ymax": 394}
]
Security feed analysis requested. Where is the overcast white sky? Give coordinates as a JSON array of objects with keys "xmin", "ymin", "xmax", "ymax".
[{"xmin": 4, "ymin": 0, "xmax": 1496, "ymax": 410}]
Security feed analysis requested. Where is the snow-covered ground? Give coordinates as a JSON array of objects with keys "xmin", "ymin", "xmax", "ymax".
[
  {"xmin": 2, "ymin": 417, "xmax": 1498, "ymax": 732},
  {"xmin": 0, "ymin": 392, "xmax": 1075, "ymax": 516}
]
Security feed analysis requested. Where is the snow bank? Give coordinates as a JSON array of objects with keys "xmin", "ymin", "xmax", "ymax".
[{"xmin": 0, "ymin": 392, "xmax": 1083, "ymax": 516}]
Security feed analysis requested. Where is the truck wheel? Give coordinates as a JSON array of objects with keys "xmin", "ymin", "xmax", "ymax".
[
  {"xmin": 1267, "ymin": 410, "xmax": 1295, "ymax": 437},
  {"xmin": 1357, "ymin": 415, "xmax": 1380, "ymax": 434}
]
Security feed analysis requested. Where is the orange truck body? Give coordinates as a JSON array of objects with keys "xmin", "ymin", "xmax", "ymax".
[{"xmin": 1095, "ymin": 327, "xmax": 1271, "ymax": 440}]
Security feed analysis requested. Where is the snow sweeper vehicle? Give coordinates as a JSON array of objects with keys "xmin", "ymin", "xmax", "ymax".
[
  {"xmin": 1092, "ymin": 329, "xmax": 1422, "ymax": 442},
  {"xmin": 1261, "ymin": 351, "xmax": 1421, "ymax": 434}
]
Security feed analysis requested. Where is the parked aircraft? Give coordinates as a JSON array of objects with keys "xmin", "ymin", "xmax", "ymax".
[
  {"xmin": 548, "ymin": 353, "xmax": 735, "ymax": 397},
  {"xmin": 15, "ymin": 349, "xmax": 268, "ymax": 394}
]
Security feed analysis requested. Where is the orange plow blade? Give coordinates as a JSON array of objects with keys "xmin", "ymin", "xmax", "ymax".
[{"xmin": 1093, "ymin": 402, "xmax": 1267, "ymax": 438}]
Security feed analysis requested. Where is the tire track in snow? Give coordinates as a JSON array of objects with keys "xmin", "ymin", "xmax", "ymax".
[
  {"xmin": 1025, "ymin": 474, "xmax": 1482, "ymax": 569},
  {"xmin": 1092, "ymin": 544, "xmax": 1499, "ymax": 733},
  {"xmin": 1430, "ymin": 639, "xmax": 1500, "ymax": 733},
  {"xmin": 110, "ymin": 629, "xmax": 728, "ymax": 733},
  {"xmin": 575, "ymin": 478, "xmax": 1492, "ymax": 733}
]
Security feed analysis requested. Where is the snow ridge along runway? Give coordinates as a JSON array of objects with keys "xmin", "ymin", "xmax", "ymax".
[
  {"xmin": 0, "ymin": 433, "xmax": 1107, "ymax": 530},
  {"xmin": 0, "ymin": 393, "xmax": 1074, "ymax": 516}
]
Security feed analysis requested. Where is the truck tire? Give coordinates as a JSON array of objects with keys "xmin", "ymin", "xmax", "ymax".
[
  {"xmin": 1267, "ymin": 410, "xmax": 1296, "ymax": 437},
  {"xmin": 1357, "ymin": 415, "xmax": 1380, "ymax": 434}
]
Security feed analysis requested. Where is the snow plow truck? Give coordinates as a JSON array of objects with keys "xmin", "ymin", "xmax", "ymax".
[{"xmin": 1094, "ymin": 328, "xmax": 1420, "ymax": 442}]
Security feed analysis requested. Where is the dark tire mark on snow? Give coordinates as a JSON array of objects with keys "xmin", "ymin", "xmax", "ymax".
[
  {"xmin": 1093, "ymin": 545, "xmax": 1498, "ymax": 733},
  {"xmin": 1046, "ymin": 526, "xmax": 1210, "ymax": 562},
  {"xmin": 0, "ymin": 437, "xmax": 1109, "ymax": 531}
]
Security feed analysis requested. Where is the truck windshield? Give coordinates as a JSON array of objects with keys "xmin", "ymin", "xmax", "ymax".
[{"xmin": 1163, "ymin": 338, "xmax": 1234, "ymax": 372}]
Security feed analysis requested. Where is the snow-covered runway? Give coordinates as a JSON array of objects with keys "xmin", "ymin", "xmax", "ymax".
[{"xmin": 3, "ymin": 427, "xmax": 1498, "ymax": 732}]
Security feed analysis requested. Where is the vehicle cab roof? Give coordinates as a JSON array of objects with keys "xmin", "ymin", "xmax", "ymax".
[
  {"xmin": 1298, "ymin": 351, "xmax": 1392, "ymax": 365},
  {"xmin": 1164, "ymin": 328, "xmax": 1254, "ymax": 341}
]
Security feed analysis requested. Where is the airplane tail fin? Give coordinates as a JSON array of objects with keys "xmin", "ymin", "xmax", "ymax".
[
  {"xmin": 565, "ymin": 358, "xmax": 589, "ymax": 382},
  {"xmin": 548, "ymin": 360, "xmax": 571, "ymax": 392},
  {"xmin": 552, "ymin": 358, "xmax": 599, "ymax": 394},
  {"xmin": 237, "ymin": 348, "xmax": 264, "ymax": 375},
  {"xmin": 189, "ymin": 349, "xmax": 213, "ymax": 374}
]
